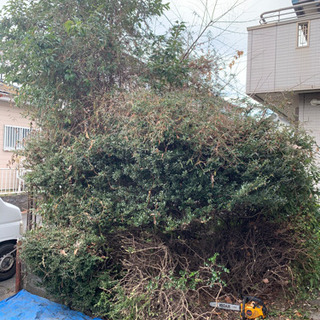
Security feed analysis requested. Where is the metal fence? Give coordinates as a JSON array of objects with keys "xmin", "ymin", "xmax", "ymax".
[{"xmin": 0, "ymin": 168, "xmax": 26, "ymax": 195}]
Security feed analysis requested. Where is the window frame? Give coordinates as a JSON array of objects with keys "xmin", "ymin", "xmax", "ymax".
[
  {"xmin": 297, "ymin": 21, "xmax": 310, "ymax": 48},
  {"xmin": 3, "ymin": 125, "xmax": 31, "ymax": 151}
]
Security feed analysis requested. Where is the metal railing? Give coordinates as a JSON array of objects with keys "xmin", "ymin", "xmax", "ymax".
[
  {"xmin": 260, "ymin": 1, "xmax": 320, "ymax": 24},
  {"xmin": 0, "ymin": 168, "xmax": 26, "ymax": 195}
]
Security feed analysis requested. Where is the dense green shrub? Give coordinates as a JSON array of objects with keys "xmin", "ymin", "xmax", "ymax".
[
  {"xmin": 20, "ymin": 89, "xmax": 320, "ymax": 318},
  {"xmin": 24, "ymin": 89, "xmax": 319, "ymax": 230},
  {"xmin": 20, "ymin": 226, "xmax": 111, "ymax": 313},
  {"xmin": 1, "ymin": 0, "xmax": 319, "ymax": 318}
]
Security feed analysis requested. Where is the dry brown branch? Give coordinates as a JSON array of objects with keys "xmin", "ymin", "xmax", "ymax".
[{"xmin": 112, "ymin": 233, "xmax": 228, "ymax": 320}]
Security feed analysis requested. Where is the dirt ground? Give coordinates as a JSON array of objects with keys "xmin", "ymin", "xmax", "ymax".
[{"xmin": 1, "ymin": 275, "xmax": 320, "ymax": 319}]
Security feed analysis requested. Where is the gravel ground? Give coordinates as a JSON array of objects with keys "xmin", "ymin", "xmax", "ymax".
[{"xmin": 0, "ymin": 275, "xmax": 16, "ymax": 301}]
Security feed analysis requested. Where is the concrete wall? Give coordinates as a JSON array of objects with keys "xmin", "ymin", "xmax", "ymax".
[
  {"xmin": 247, "ymin": 17, "xmax": 320, "ymax": 95},
  {"xmin": 0, "ymin": 194, "xmax": 28, "ymax": 211}
]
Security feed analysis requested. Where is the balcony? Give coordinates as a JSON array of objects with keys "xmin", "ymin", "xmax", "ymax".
[{"xmin": 260, "ymin": 0, "xmax": 320, "ymax": 24}]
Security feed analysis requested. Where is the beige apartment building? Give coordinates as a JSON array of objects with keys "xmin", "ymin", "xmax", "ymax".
[
  {"xmin": 0, "ymin": 83, "xmax": 30, "ymax": 193},
  {"xmin": 246, "ymin": 0, "xmax": 320, "ymax": 147}
]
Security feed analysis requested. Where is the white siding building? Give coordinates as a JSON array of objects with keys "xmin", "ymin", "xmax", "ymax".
[{"xmin": 247, "ymin": 0, "xmax": 320, "ymax": 145}]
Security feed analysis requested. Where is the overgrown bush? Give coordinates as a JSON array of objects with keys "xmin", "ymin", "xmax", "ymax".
[
  {"xmin": 20, "ymin": 89, "xmax": 320, "ymax": 318},
  {"xmin": 1, "ymin": 0, "xmax": 320, "ymax": 318},
  {"xmin": 24, "ymin": 90, "xmax": 320, "ymax": 228},
  {"xmin": 21, "ymin": 226, "xmax": 110, "ymax": 313}
]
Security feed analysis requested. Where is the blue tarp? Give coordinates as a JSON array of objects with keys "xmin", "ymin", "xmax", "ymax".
[{"xmin": 0, "ymin": 289, "xmax": 102, "ymax": 320}]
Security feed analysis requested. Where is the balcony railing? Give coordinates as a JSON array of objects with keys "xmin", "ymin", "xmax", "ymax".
[
  {"xmin": 0, "ymin": 168, "xmax": 26, "ymax": 195},
  {"xmin": 260, "ymin": 1, "xmax": 320, "ymax": 24}
]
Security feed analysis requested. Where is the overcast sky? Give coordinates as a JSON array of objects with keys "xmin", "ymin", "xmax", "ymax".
[
  {"xmin": 0, "ymin": 0, "xmax": 294, "ymax": 96},
  {"xmin": 165, "ymin": 0, "xmax": 294, "ymax": 96}
]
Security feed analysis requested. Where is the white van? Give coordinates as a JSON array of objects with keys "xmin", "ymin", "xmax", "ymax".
[{"xmin": 0, "ymin": 198, "xmax": 22, "ymax": 281}]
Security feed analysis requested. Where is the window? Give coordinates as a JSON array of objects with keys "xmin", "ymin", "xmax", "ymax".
[
  {"xmin": 3, "ymin": 125, "xmax": 31, "ymax": 151},
  {"xmin": 297, "ymin": 22, "xmax": 309, "ymax": 47}
]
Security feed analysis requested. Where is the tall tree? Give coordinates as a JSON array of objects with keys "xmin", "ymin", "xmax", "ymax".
[{"xmin": 0, "ymin": 0, "xmax": 168, "ymax": 125}]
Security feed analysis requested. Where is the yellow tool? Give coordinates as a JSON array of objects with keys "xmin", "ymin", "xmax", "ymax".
[
  {"xmin": 240, "ymin": 296, "xmax": 267, "ymax": 319},
  {"xmin": 210, "ymin": 296, "xmax": 267, "ymax": 319}
]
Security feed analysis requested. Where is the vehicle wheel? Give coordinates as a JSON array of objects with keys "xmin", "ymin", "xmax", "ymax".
[{"xmin": 0, "ymin": 243, "xmax": 16, "ymax": 281}]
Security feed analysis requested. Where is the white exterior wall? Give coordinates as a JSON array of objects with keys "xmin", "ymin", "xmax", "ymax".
[
  {"xmin": 247, "ymin": 17, "xmax": 320, "ymax": 95},
  {"xmin": 299, "ymin": 93, "xmax": 320, "ymax": 146},
  {"xmin": 247, "ymin": 26, "xmax": 277, "ymax": 93},
  {"xmin": 0, "ymin": 99, "xmax": 30, "ymax": 168}
]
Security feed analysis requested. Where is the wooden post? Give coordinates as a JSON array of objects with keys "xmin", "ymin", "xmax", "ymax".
[
  {"xmin": 15, "ymin": 241, "xmax": 22, "ymax": 293},
  {"xmin": 27, "ymin": 187, "xmax": 34, "ymax": 231}
]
